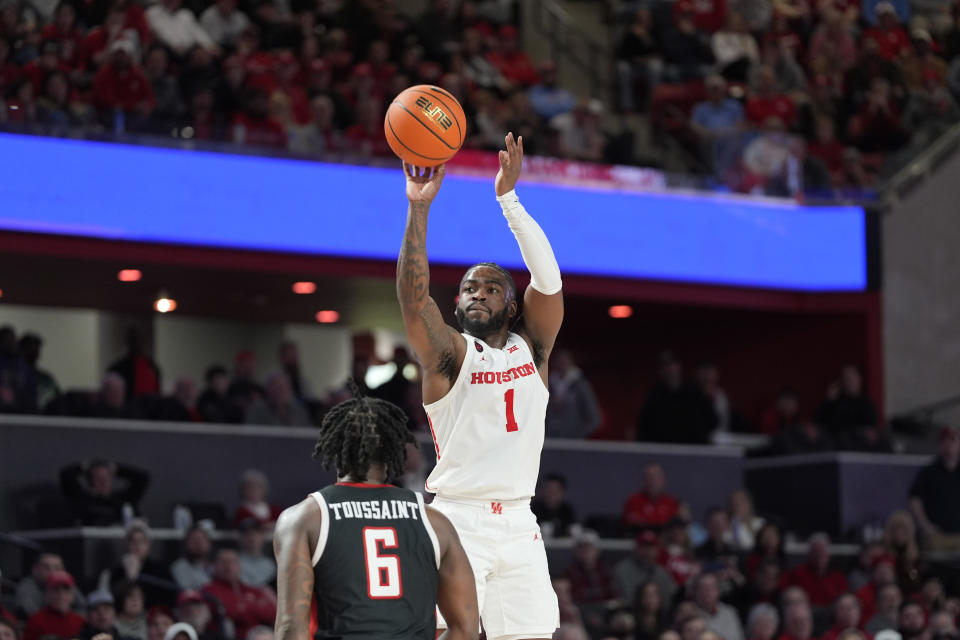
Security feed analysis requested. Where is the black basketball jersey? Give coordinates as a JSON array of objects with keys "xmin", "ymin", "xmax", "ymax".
[{"xmin": 309, "ymin": 483, "xmax": 440, "ymax": 640}]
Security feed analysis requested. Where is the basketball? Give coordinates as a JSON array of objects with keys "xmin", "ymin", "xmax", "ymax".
[{"xmin": 384, "ymin": 85, "xmax": 466, "ymax": 167}]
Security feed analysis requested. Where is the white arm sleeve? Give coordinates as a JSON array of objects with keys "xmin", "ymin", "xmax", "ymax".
[{"xmin": 497, "ymin": 189, "xmax": 562, "ymax": 295}]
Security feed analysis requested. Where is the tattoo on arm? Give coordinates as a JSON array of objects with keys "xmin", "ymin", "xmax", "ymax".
[{"xmin": 398, "ymin": 202, "xmax": 457, "ymax": 381}]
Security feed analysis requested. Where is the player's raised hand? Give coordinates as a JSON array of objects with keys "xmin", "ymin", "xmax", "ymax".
[
  {"xmin": 404, "ymin": 162, "xmax": 446, "ymax": 204},
  {"xmin": 495, "ymin": 131, "xmax": 524, "ymax": 197}
]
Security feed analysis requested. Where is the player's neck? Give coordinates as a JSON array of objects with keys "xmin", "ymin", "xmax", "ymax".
[
  {"xmin": 337, "ymin": 470, "xmax": 387, "ymax": 485},
  {"xmin": 467, "ymin": 330, "xmax": 510, "ymax": 350}
]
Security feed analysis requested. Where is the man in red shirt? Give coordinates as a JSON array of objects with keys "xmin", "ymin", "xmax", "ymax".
[
  {"xmin": 201, "ymin": 549, "xmax": 275, "ymax": 640},
  {"xmin": 93, "ymin": 38, "xmax": 156, "ymax": 118},
  {"xmin": 745, "ymin": 64, "xmax": 796, "ymax": 128},
  {"xmin": 855, "ymin": 555, "xmax": 896, "ymax": 623},
  {"xmin": 820, "ymin": 593, "xmax": 869, "ymax": 640},
  {"xmin": 622, "ymin": 463, "xmax": 680, "ymax": 530},
  {"xmin": 485, "ymin": 25, "xmax": 539, "ymax": 87},
  {"xmin": 23, "ymin": 572, "xmax": 86, "ymax": 640},
  {"xmin": 784, "ymin": 533, "xmax": 850, "ymax": 607},
  {"xmin": 863, "ymin": 2, "xmax": 910, "ymax": 61}
]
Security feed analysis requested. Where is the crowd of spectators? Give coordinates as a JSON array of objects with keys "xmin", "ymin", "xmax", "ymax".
[
  {"xmin": 0, "ymin": 322, "xmax": 895, "ymax": 452},
  {"xmin": 614, "ymin": 0, "xmax": 960, "ymax": 192},
  {"xmin": 2, "ymin": 428, "xmax": 956, "ymax": 640},
  {"xmin": 0, "ymin": 0, "xmax": 626, "ymax": 165},
  {"xmin": 533, "ymin": 435, "xmax": 960, "ymax": 640}
]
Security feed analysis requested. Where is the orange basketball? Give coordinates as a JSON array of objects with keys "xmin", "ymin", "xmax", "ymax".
[{"xmin": 384, "ymin": 85, "xmax": 466, "ymax": 167}]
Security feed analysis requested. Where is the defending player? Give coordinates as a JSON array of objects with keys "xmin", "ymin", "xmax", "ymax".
[
  {"xmin": 396, "ymin": 132, "xmax": 563, "ymax": 640},
  {"xmin": 273, "ymin": 391, "xmax": 479, "ymax": 640}
]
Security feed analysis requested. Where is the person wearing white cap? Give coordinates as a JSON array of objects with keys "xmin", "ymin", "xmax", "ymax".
[
  {"xmin": 80, "ymin": 590, "xmax": 137, "ymax": 640},
  {"xmin": 163, "ymin": 623, "xmax": 198, "ymax": 640},
  {"xmin": 864, "ymin": 0, "xmax": 910, "ymax": 26}
]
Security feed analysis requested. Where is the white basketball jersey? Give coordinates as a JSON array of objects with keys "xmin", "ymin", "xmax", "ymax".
[{"xmin": 423, "ymin": 332, "xmax": 548, "ymax": 501}]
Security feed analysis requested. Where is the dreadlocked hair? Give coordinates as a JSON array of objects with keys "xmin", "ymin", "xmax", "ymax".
[{"xmin": 313, "ymin": 380, "xmax": 415, "ymax": 481}]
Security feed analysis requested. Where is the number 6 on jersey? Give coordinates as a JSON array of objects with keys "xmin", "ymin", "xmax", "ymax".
[{"xmin": 363, "ymin": 527, "xmax": 402, "ymax": 599}]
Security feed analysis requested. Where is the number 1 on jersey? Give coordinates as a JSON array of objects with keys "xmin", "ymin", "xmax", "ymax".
[{"xmin": 504, "ymin": 388, "xmax": 519, "ymax": 432}]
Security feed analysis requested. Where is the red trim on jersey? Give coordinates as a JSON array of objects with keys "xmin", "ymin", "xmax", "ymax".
[
  {"xmin": 308, "ymin": 594, "xmax": 319, "ymax": 639},
  {"xmin": 334, "ymin": 483, "xmax": 395, "ymax": 488},
  {"xmin": 362, "ymin": 526, "xmax": 403, "ymax": 600},
  {"xmin": 426, "ymin": 414, "xmax": 441, "ymax": 459}
]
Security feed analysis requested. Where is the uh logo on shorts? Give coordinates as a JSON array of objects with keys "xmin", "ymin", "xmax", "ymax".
[{"xmin": 490, "ymin": 502, "xmax": 503, "ymax": 515}]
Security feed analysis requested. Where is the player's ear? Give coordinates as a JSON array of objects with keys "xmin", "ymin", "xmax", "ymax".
[{"xmin": 508, "ymin": 300, "xmax": 518, "ymax": 319}]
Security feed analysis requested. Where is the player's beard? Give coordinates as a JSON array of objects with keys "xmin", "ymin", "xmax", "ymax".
[{"xmin": 456, "ymin": 305, "xmax": 509, "ymax": 340}]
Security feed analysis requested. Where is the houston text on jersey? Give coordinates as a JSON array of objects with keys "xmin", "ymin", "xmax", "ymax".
[{"xmin": 469, "ymin": 362, "xmax": 536, "ymax": 385}]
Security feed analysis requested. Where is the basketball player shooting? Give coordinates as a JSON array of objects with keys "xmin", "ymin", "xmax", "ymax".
[
  {"xmin": 273, "ymin": 391, "xmax": 479, "ymax": 640},
  {"xmin": 397, "ymin": 132, "xmax": 564, "ymax": 640}
]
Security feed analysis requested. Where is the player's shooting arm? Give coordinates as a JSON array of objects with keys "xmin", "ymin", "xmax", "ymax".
[
  {"xmin": 495, "ymin": 133, "xmax": 564, "ymax": 370},
  {"xmin": 397, "ymin": 163, "xmax": 465, "ymax": 401},
  {"xmin": 274, "ymin": 500, "xmax": 319, "ymax": 640},
  {"xmin": 427, "ymin": 507, "xmax": 480, "ymax": 640}
]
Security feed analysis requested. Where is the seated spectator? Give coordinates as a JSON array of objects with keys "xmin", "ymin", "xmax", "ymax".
[
  {"xmin": 89, "ymin": 372, "xmax": 138, "ymax": 418},
  {"xmin": 528, "ymin": 60, "xmax": 574, "ymax": 120},
  {"xmin": 549, "ymin": 98, "xmax": 605, "ymax": 162},
  {"xmin": 733, "ymin": 560, "xmax": 784, "ymax": 620},
  {"xmin": 615, "ymin": 8, "xmax": 660, "ymax": 113},
  {"xmin": 343, "ymin": 97, "xmax": 391, "ymax": 158},
  {"xmin": 746, "ymin": 603, "xmax": 780, "ymax": 640},
  {"xmin": 545, "ymin": 350, "xmax": 600, "ymax": 439},
  {"xmin": 109, "ymin": 328, "xmax": 161, "ymax": 400},
  {"xmin": 693, "ymin": 572, "xmax": 745, "ymax": 640},
  {"xmin": 820, "ymin": 594, "xmax": 864, "ymax": 640},
  {"xmin": 637, "ymin": 352, "xmax": 716, "ymax": 444},
  {"xmin": 146, "ymin": 0, "xmax": 217, "ymax": 58},
  {"xmin": 750, "ymin": 40, "xmax": 806, "ymax": 96},
  {"xmin": 59, "ymin": 458, "xmax": 150, "ymax": 526},
  {"xmin": 16, "ymin": 554, "xmax": 85, "ymax": 617},
  {"xmin": 197, "ymin": 365, "xmax": 241, "ymax": 424},
  {"xmin": 900, "ymin": 602, "xmax": 927, "ymax": 640},
  {"xmin": 929, "ymin": 610, "xmax": 957, "ymax": 639},
  {"xmin": 862, "ymin": 3, "xmax": 911, "ymax": 61},
  {"xmin": 728, "ymin": 490, "xmax": 763, "ymax": 551},
  {"xmin": 816, "ymin": 365, "xmax": 879, "ymax": 437},
  {"xmin": 41, "ymin": 2, "xmax": 83, "ymax": 69},
  {"xmin": 808, "ymin": 7, "xmax": 857, "ymax": 73},
  {"xmin": 232, "ymin": 469, "xmax": 282, "ymax": 528},
  {"xmin": 613, "ymin": 531, "xmax": 677, "ymax": 609},
  {"xmin": 174, "ymin": 591, "xmax": 220, "ymax": 640},
  {"xmin": 771, "ymin": 421, "xmax": 835, "ymax": 455},
  {"xmin": 170, "ymin": 525, "xmax": 213, "ymax": 590},
  {"xmin": 23, "ymin": 572, "xmax": 86, "ymax": 640},
  {"xmin": 106, "ymin": 521, "xmax": 175, "ymax": 607},
  {"xmin": 903, "ymin": 70, "xmax": 959, "ymax": 133},
  {"xmin": 531, "ymin": 473, "xmax": 577, "ymax": 537},
  {"xmin": 697, "ymin": 508, "xmax": 737, "ymax": 562},
  {"xmin": 485, "ymin": 24, "xmax": 538, "ymax": 87},
  {"xmin": 779, "ymin": 601, "xmax": 815, "ymax": 640},
  {"xmin": 201, "ymin": 549, "xmax": 276, "ymax": 640},
  {"xmin": 807, "ymin": 118, "xmax": 846, "ymax": 184},
  {"xmin": 855, "ymin": 555, "xmax": 897, "ymax": 623},
  {"xmin": 21, "ymin": 40, "xmax": 69, "ymax": 95},
  {"xmin": 35, "ymin": 71, "xmax": 85, "ymax": 128},
  {"xmin": 165, "ymin": 622, "xmax": 198, "ymax": 640},
  {"xmin": 660, "ymin": 520, "xmax": 700, "ymax": 590},
  {"xmin": 287, "ymin": 93, "xmax": 343, "ymax": 155},
  {"xmin": 634, "ymin": 581, "xmax": 669, "ymax": 640},
  {"xmin": 80, "ymin": 590, "xmax": 133, "ymax": 640},
  {"xmin": 83, "ymin": 7, "xmax": 136, "ymax": 70},
  {"xmin": 460, "ymin": 27, "xmax": 508, "ymax": 93},
  {"xmin": 232, "ymin": 86, "xmax": 286, "ymax": 148},
  {"xmin": 661, "ymin": 7, "xmax": 715, "ymax": 81},
  {"xmin": 910, "ymin": 426, "xmax": 960, "ymax": 542},
  {"xmin": 691, "ymin": 74, "xmax": 744, "ymax": 139},
  {"xmin": 564, "ymin": 530, "xmax": 617, "ymax": 604},
  {"xmin": 882, "ymin": 510, "xmax": 922, "ymax": 594},
  {"xmin": 623, "ymin": 463, "xmax": 680, "ymax": 531},
  {"xmin": 237, "ymin": 519, "xmax": 275, "ymax": 588},
  {"xmin": 784, "ymin": 533, "xmax": 850, "ymax": 607},
  {"xmin": 918, "ymin": 576, "xmax": 946, "ymax": 613},
  {"xmin": 745, "ymin": 64, "xmax": 797, "ymax": 128},
  {"xmin": 679, "ymin": 615, "xmax": 708, "ymax": 640},
  {"xmin": 864, "ymin": 584, "xmax": 902, "ymax": 634},
  {"xmin": 0, "ymin": 38, "xmax": 20, "ymax": 97},
  {"xmin": 160, "ymin": 377, "xmax": 201, "ymax": 422},
  {"xmin": 849, "ymin": 543, "xmax": 885, "ymax": 591},
  {"xmin": 745, "ymin": 523, "xmax": 785, "ymax": 577},
  {"xmin": 244, "ymin": 371, "xmax": 310, "ymax": 426},
  {"xmin": 114, "ymin": 582, "xmax": 147, "ymax": 640},
  {"xmin": 147, "ymin": 607, "xmax": 173, "ymax": 640},
  {"xmin": 144, "ymin": 45, "xmax": 184, "ymax": 125},
  {"xmin": 199, "ymin": 0, "xmax": 249, "ymax": 48},
  {"xmin": 900, "ymin": 29, "xmax": 946, "ymax": 90},
  {"xmin": 711, "ymin": 11, "xmax": 759, "ymax": 83}
]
